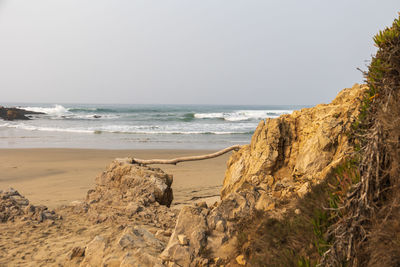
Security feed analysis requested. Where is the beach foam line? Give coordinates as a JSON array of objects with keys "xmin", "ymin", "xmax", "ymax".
[
  {"xmin": 0, "ymin": 122, "xmax": 252, "ymax": 135},
  {"xmin": 0, "ymin": 122, "xmax": 94, "ymax": 134}
]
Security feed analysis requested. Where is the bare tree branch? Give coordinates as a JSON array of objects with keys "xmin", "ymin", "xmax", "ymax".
[{"xmin": 119, "ymin": 144, "xmax": 242, "ymax": 165}]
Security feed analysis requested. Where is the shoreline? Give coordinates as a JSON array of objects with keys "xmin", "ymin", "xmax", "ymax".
[{"xmin": 0, "ymin": 148, "xmax": 231, "ymax": 209}]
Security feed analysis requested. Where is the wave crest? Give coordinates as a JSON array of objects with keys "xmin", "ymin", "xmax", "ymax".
[{"xmin": 194, "ymin": 110, "xmax": 293, "ymax": 121}]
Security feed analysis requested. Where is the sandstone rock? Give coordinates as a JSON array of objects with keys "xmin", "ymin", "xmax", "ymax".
[
  {"xmin": 178, "ymin": 234, "xmax": 189, "ymax": 246},
  {"xmin": 0, "ymin": 188, "xmax": 58, "ymax": 223},
  {"xmin": 80, "ymin": 235, "xmax": 107, "ymax": 267},
  {"xmin": 255, "ymin": 193, "xmax": 275, "ymax": 211},
  {"xmin": 208, "ymin": 190, "xmax": 258, "ymax": 227},
  {"xmin": 207, "ymin": 232, "xmax": 229, "ymax": 249},
  {"xmin": 117, "ymin": 226, "xmax": 164, "ymax": 253},
  {"xmin": 222, "ymin": 84, "xmax": 367, "ymax": 201},
  {"xmin": 85, "ymin": 161, "xmax": 176, "ymax": 225},
  {"xmin": 161, "ymin": 206, "xmax": 208, "ymax": 266},
  {"xmin": 297, "ymin": 182, "xmax": 310, "ymax": 197},
  {"xmin": 120, "ymin": 249, "xmax": 164, "ymax": 267},
  {"xmin": 87, "ymin": 161, "xmax": 173, "ymax": 209},
  {"xmin": 215, "ymin": 220, "xmax": 225, "ymax": 232}
]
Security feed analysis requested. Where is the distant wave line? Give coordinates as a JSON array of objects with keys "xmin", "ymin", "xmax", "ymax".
[{"xmin": 0, "ymin": 123, "xmax": 253, "ymax": 135}]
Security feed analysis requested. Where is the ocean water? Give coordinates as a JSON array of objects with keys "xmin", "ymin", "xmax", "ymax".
[{"xmin": 0, "ymin": 104, "xmax": 307, "ymax": 149}]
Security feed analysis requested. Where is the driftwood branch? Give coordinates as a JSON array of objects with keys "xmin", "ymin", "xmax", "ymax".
[{"xmin": 127, "ymin": 144, "xmax": 242, "ymax": 165}]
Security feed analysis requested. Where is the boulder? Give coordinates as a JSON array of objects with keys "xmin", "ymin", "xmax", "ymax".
[
  {"xmin": 86, "ymin": 161, "xmax": 173, "ymax": 208},
  {"xmin": 79, "ymin": 235, "xmax": 107, "ymax": 267},
  {"xmin": 117, "ymin": 226, "xmax": 164, "ymax": 253},
  {"xmin": 161, "ymin": 206, "xmax": 208, "ymax": 266}
]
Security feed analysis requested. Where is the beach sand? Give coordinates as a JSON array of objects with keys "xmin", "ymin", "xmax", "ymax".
[{"xmin": 0, "ymin": 148, "xmax": 231, "ymax": 209}]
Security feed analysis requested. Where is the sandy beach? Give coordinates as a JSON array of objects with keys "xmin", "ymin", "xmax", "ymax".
[{"xmin": 0, "ymin": 148, "xmax": 231, "ymax": 209}]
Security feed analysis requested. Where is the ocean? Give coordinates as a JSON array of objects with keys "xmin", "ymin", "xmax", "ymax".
[{"xmin": 0, "ymin": 103, "xmax": 308, "ymax": 149}]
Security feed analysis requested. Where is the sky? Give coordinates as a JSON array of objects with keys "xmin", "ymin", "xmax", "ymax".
[{"xmin": 0, "ymin": 1, "xmax": 399, "ymax": 105}]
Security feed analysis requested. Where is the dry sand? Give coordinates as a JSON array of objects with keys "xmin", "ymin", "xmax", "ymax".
[
  {"xmin": 0, "ymin": 148, "xmax": 231, "ymax": 209},
  {"xmin": 0, "ymin": 148, "xmax": 233, "ymax": 266}
]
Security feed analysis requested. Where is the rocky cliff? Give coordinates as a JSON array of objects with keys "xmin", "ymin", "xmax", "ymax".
[{"xmin": 222, "ymin": 83, "xmax": 367, "ymax": 202}]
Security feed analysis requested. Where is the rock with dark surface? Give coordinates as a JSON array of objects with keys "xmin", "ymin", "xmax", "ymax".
[
  {"xmin": 0, "ymin": 188, "xmax": 59, "ymax": 223},
  {"xmin": 0, "ymin": 106, "xmax": 44, "ymax": 120}
]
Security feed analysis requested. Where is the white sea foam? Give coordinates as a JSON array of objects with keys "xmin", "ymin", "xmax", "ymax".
[
  {"xmin": 194, "ymin": 112, "xmax": 225, "ymax": 119},
  {"xmin": 194, "ymin": 109, "xmax": 293, "ymax": 121},
  {"xmin": 1, "ymin": 122, "xmax": 93, "ymax": 134},
  {"xmin": 22, "ymin": 104, "xmax": 70, "ymax": 117}
]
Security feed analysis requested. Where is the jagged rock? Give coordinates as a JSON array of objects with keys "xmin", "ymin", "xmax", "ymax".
[
  {"xmin": 0, "ymin": 188, "xmax": 58, "ymax": 223},
  {"xmin": 255, "ymin": 192, "xmax": 275, "ymax": 211},
  {"xmin": 117, "ymin": 226, "xmax": 164, "ymax": 253},
  {"xmin": 120, "ymin": 249, "xmax": 164, "ymax": 267},
  {"xmin": 80, "ymin": 235, "xmax": 107, "ymax": 267},
  {"xmin": 208, "ymin": 189, "xmax": 259, "ymax": 228},
  {"xmin": 215, "ymin": 220, "xmax": 225, "ymax": 232},
  {"xmin": 87, "ymin": 161, "xmax": 173, "ymax": 209},
  {"xmin": 297, "ymin": 181, "xmax": 310, "ymax": 197},
  {"xmin": 84, "ymin": 161, "xmax": 176, "ymax": 225},
  {"xmin": 222, "ymin": 84, "xmax": 367, "ymax": 199},
  {"xmin": 0, "ymin": 106, "xmax": 44, "ymax": 120},
  {"xmin": 161, "ymin": 206, "xmax": 208, "ymax": 266}
]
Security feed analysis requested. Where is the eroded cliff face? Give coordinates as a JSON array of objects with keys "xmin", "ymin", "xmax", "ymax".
[{"xmin": 222, "ymin": 83, "xmax": 367, "ymax": 201}]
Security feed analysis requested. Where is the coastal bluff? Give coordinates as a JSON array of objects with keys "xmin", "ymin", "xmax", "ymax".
[
  {"xmin": 222, "ymin": 83, "xmax": 367, "ymax": 200},
  {"xmin": 0, "ymin": 84, "xmax": 367, "ymax": 266}
]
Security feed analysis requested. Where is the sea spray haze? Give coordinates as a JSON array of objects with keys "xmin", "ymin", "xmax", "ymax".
[{"xmin": 0, "ymin": 103, "xmax": 307, "ymax": 149}]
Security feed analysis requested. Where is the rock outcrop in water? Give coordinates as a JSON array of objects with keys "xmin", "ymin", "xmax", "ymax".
[{"xmin": 0, "ymin": 106, "xmax": 44, "ymax": 120}]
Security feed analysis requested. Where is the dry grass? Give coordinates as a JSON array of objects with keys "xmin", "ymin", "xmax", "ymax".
[{"xmin": 322, "ymin": 13, "xmax": 400, "ymax": 266}]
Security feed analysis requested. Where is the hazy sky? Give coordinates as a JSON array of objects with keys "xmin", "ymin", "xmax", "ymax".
[{"xmin": 0, "ymin": 1, "xmax": 398, "ymax": 105}]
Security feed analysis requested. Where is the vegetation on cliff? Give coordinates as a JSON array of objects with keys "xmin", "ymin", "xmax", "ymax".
[
  {"xmin": 323, "ymin": 12, "xmax": 400, "ymax": 266},
  {"xmin": 235, "ymin": 12, "xmax": 400, "ymax": 266}
]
